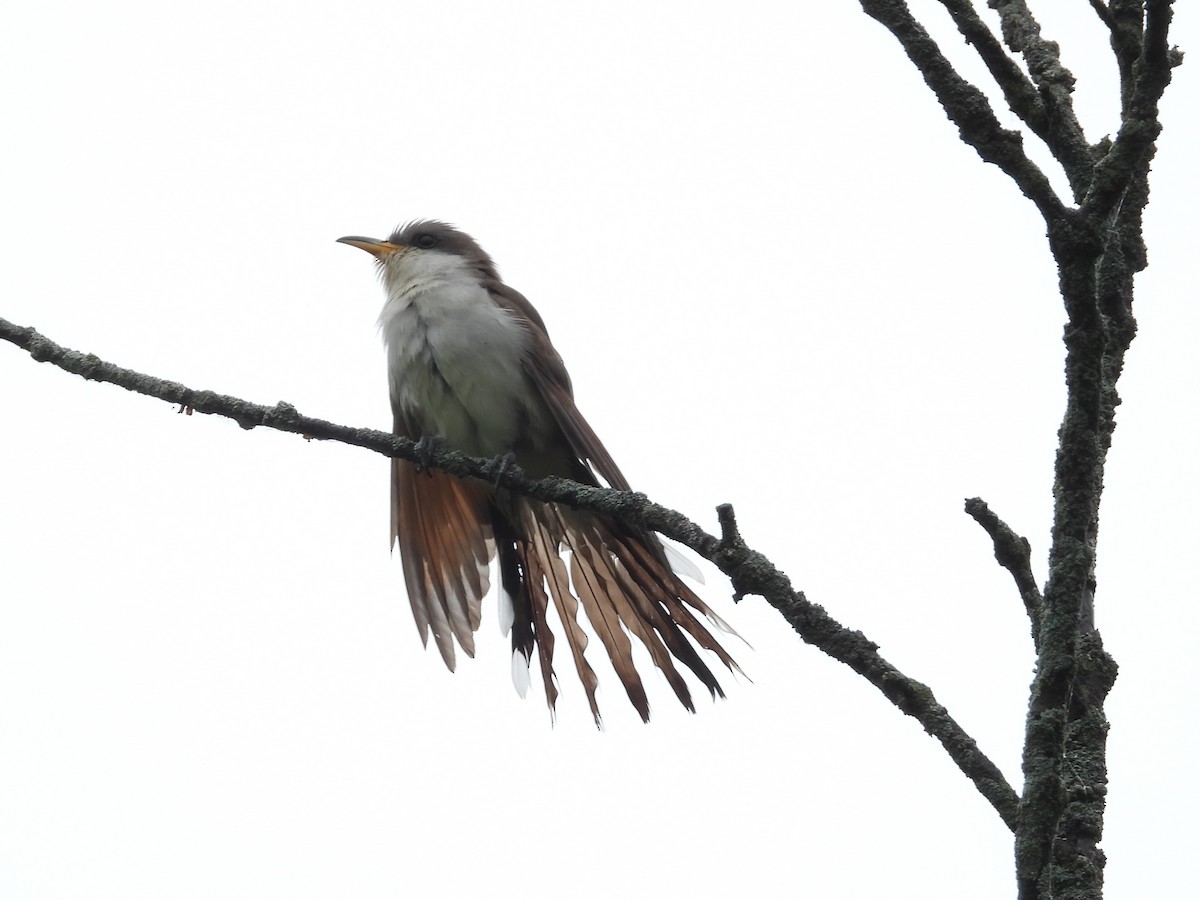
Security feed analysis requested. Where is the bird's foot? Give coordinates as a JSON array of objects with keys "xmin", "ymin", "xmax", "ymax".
[
  {"xmin": 413, "ymin": 435, "xmax": 445, "ymax": 474},
  {"xmin": 484, "ymin": 450, "xmax": 518, "ymax": 487}
]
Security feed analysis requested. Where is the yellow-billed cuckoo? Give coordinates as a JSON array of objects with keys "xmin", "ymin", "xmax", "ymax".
[{"xmin": 338, "ymin": 220, "xmax": 738, "ymax": 724}]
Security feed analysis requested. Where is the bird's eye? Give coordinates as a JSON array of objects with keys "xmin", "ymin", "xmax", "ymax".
[{"xmin": 415, "ymin": 233, "xmax": 437, "ymax": 249}]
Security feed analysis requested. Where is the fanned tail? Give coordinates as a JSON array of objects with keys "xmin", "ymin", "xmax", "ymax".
[
  {"xmin": 392, "ymin": 466, "xmax": 740, "ymax": 724},
  {"xmin": 502, "ymin": 496, "xmax": 740, "ymax": 726}
]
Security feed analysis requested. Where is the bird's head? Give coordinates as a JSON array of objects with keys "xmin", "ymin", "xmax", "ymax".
[{"xmin": 337, "ymin": 220, "xmax": 500, "ymax": 289}]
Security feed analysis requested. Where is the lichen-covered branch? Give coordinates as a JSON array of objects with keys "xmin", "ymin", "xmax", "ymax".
[
  {"xmin": 1110, "ymin": 1, "xmax": 1154, "ymax": 112},
  {"xmin": 935, "ymin": 1, "xmax": 1048, "ymax": 137},
  {"xmin": 1085, "ymin": 3, "xmax": 1180, "ymax": 221},
  {"xmin": 964, "ymin": 497, "xmax": 1043, "ymax": 648},
  {"xmin": 0, "ymin": 314, "xmax": 1021, "ymax": 830},
  {"xmin": 1087, "ymin": 0, "xmax": 1116, "ymax": 32},
  {"xmin": 857, "ymin": 0, "xmax": 1066, "ymax": 221},
  {"xmin": 934, "ymin": 1, "xmax": 1092, "ymax": 200},
  {"xmin": 988, "ymin": 0, "xmax": 1095, "ymax": 199}
]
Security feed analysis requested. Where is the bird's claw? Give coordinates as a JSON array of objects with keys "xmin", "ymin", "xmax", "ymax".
[
  {"xmin": 484, "ymin": 450, "xmax": 518, "ymax": 487},
  {"xmin": 414, "ymin": 435, "xmax": 445, "ymax": 474}
]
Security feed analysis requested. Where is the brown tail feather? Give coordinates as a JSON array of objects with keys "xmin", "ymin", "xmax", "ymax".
[
  {"xmin": 569, "ymin": 524, "xmax": 705, "ymax": 716},
  {"xmin": 620, "ymin": 535, "xmax": 743, "ymax": 680},
  {"xmin": 603, "ymin": 553, "xmax": 704, "ymax": 712},
  {"xmin": 414, "ymin": 494, "xmax": 476, "ymax": 656},
  {"xmin": 392, "ymin": 460, "xmax": 492, "ymax": 670},
  {"xmin": 608, "ymin": 535, "xmax": 725, "ymax": 702},
  {"xmin": 497, "ymin": 512, "xmax": 561, "ymax": 718},
  {"xmin": 498, "ymin": 499, "xmax": 739, "ymax": 725},
  {"xmin": 622, "ymin": 529, "xmax": 742, "ymax": 659},
  {"xmin": 558, "ymin": 513, "xmax": 652, "ymax": 721},
  {"xmin": 518, "ymin": 500, "xmax": 603, "ymax": 724},
  {"xmin": 520, "ymin": 547, "xmax": 561, "ymax": 717}
]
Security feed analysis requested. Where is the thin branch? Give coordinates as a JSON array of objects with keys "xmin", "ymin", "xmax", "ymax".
[
  {"xmin": 0, "ymin": 315, "xmax": 1022, "ymax": 830},
  {"xmin": 1087, "ymin": 0, "xmax": 1116, "ymax": 32},
  {"xmin": 1109, "ymin": 1, "xmax": 1150, "ymax": 114},
  {"xmin": 703, "ymin": 501, "xmax": 1025, "ymax": 830},
  {"xmin": 964, "ymin": 497, "xmax": 1043, "ymax": 648},
  {"xmin": 935, "ymin": 0, "xmax": 1048, "ymax": 140},
  {"xmin": 935, "ymin": 0, "xmax": 1094, "ymax": 200},
  {"xmin": 857, "ymin": 0, "xmax": 1066, "ymax": 224},
  {"xmin": 1084, "ymin": 0, "xmax": 1180, "ymax": 221},
  {"xmin": 988, "ymin": 0, "xmax": 1095, "ymax": 200}
]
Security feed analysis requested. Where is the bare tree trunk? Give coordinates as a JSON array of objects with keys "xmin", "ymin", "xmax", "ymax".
[{"xmin": 858, "ymin": 2, "xmax": 1179, "ymax": 897}]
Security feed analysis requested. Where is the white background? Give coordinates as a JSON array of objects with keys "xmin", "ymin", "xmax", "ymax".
[{"xmin": 1, "ymin": 3, "xmax": 1195, "ymax": 898}]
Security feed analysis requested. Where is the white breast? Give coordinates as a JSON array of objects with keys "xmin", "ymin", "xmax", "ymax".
[{"xmin": 377, "ymin": 250, "xmax": 539, "ymax": 456}]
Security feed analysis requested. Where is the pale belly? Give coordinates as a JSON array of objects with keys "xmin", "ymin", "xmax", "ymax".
[{"xmin": 382, "ymin": 291, "xmax": 551, "ymax": 457}]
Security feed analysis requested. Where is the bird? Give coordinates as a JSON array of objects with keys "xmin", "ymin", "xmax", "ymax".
[{"xmin": 338, "ymin": 220, "xmax": 739, "ymax": 724}]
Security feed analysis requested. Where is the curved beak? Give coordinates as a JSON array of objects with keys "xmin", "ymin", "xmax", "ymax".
[{"xmin": 336, "ymin": 236, "xmax": 404, "ymax": 260}]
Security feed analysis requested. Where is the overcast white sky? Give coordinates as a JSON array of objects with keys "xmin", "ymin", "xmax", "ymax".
[{"xmin": 2, "ymin": 3, "xmax": 1196, "ymax": 898}]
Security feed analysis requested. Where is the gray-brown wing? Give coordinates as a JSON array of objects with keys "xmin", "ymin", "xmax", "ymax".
[
  {"xmin": 390, "ymin": 410, "xmax": 494, "ymax": 670},
  {"xmin": 486, "ymin": 281, "xmax": 632, "ymax": 492}
]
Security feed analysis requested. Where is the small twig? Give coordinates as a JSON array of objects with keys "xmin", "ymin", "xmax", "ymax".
[
  {"xmin": 715, "ymin": 503, "xmax": 749, "ymax": 601},
  {"xmin": 715, "ymin": 502, "xmax": 741, "ymax": 546},
  {"xmin": 964, "ymin": 497, "xmax": 1044, "ymax": 648}
]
